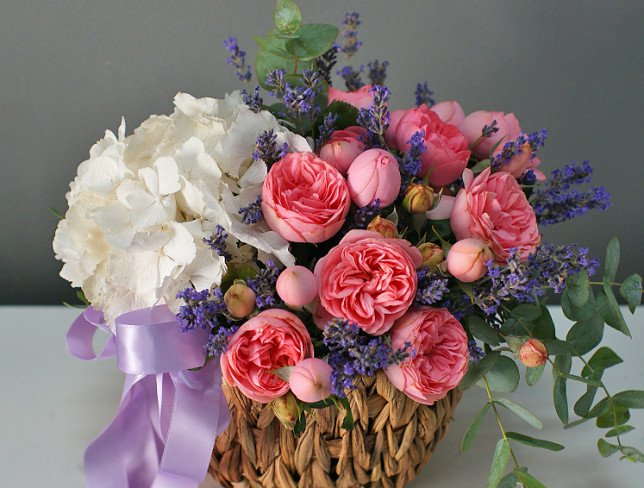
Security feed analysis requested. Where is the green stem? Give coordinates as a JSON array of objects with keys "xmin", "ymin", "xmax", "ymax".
[{"xmin": 483, "ymin": 376, "xmax": 521, "ymax": 470}]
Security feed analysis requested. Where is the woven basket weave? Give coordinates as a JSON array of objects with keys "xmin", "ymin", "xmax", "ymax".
[{"xmin": 210, "ymin": 371, "xmax": 462, "ymax": 488}]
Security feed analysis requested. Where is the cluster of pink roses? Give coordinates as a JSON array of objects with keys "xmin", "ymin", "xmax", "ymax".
[{"xmin": 221, "ymin": 85, "xmax": 544, "ymax": 408}]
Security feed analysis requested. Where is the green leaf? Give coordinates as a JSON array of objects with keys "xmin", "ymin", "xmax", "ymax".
[
  {"xmin": 339, "ymin": 396, "xmax": 354, "ymax": 431},
  {"xmin": 482, "ymin": 356, "xmax": 520, "ymax": 393},
  {"xmin": 458, "ymin": 351, "xmax": 500, "ymax": 390},
  {"xmin": 563, "ymin": 417, "xmax": 591, "ymax": 429},
  {"xmin": 306, "ymin": 398, "xmax": 335, "ymax": 409},
  {"xmin": 544, "ymin": 339, "xmax": 572, "ymax": 356},
  {"xmin": 505, "ymin": 431, "xmax": 564, "ymax": 451},
  {"xmin": 597, "ymin": 438, "xmax": 620, "ymax": 458},
  {"xmin": 553, "ymin": 376, "xmax": 569, "ymax": 424},
  {"xmin": 562, "ymin": 374, "xmax": 603, "ymax": 388},
  {"xmin": 613, "ymin": 390, "xmax": 644, "ymax": 409},
  {"xmin": 253, "ymin": 33, "xmax": 294, "ymax": 58},
  {"xmin": 293, "ymin": 412, "xmax": 306, "ymax": 437},
  {"xmin": 511, "ymin": 304, "xmax": 542, "ymax": 321},
  {"xmin": 255, "ymin": 48, "xmax": 312, "ymax": 88},
  {"xmin": 587, "ymin": 396, "xmax": 611, "ymax": 418},
  {"xmin": 561, "ymin": 287, "xmax": 597, "ymax": 322},
  {"xmin": 566, "ymin": 269, "xmax": 590, "ymax": 307},
  {"xmin": 461, "ymin": 402, "xmax": 492, "ymax": 453},
  {"xmin": 286, "ymin": 24, "xmax": 339, "ymax": 61},
  {"xmin": 471, "ymin": 159, "xmax": 491, "ymax": 174},
  {"xmin": 516, "ymin": 469, "xmax": 547, "ymax": 488},
  {"xmin": 605, "ymin": 424, "xmax": 634, "ymax": 437},
  {"xmin": 495, "ymin": 398, "xmax": 543, "ymax": 429},
  {"xmin": 497, "ymin": 472, "xmax": 519, "ymax": 488},
  {"xmin": 620, "ymin": 274, "xmax": 642, "ymax": 313},
  {"xmin": 49, "ymin": 207, "xmax": 64, "ymax": 219},
  {"xmin": 597, "ymin": 287, "xmax": 631, "ymax": 336},
  {"xmin": 604, "ymin": 237, "xmax": 620, "ymax": 282},
  {"xmin": 596, "ymin": 403, "xmax": 630, "ymax": 428},
  {"xmin": 565, "ymin": 314, "xmax": 604, "ymax": 355},
  {"xmin": 620, "ymin": 446, "xmax": 644, "ymax": 462},
  {"xmin": 530, "ymin": 305, "xmax": 556, "ymax": 340},
  {"xmin": 316, "ymin": 100, "xmax": 359, "ymax": 131},
  {"xmin": 574, "ymin": 386, "xmax": 599, "ymax": 418},
  {"xmin": 273, "ymin": 0, "xmax": 302, "ymax": 36},
  {"xmin": 467, "ymin": 315, "xmax": 501, "ymax": 346},
  {"xmin": 525, "ymin": 364, "xmax": 545, "ymax": 386},
  {"xmin": 581, "ymin": 346, "xmax": 623, "ymax": 378},
  {"xmin": 487, "ymin": 439, "xmax": 511, "ymax": 488},
  {"xmin": 554, "ymin": 352, "xmax": 572, "ymax": 376}
]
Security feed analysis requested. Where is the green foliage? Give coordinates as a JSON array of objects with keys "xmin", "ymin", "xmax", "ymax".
[
  {"xmin": 613, "ymin": 390, "xmax": 644, "ymax": 409},
  {"xmin": 480, "ymin": 356, "xmax": 520, "ymax": 393},
  {"xmin": 566, "ymin": 269, "xmax": 590, "ymax": 307},
  {"xmin": 316, "ymin": 101, "xmax": 359, "ymax": 131},
  {"xmin": 339, "ymin": 396, "xmax": 354, "ymax": 431},
  {"xmin": 461, "ymin": 402, "xmax": 492, "ymax": 453},
  {"xmin": 605, "ymin": 424, "xmax": 634, "ymax": 437},
  {"xmin": 597, "ymin": 286, "xmax": 631, "ymax": 336},
  {"xmin": 597, "ymin": 438, "xmax": 620, "ymax": 458},
  {"xmin": 497, "ymin": 472, "xmax": 519, "ymax": 488},
  {"xmin": 565, "ymin": 314, "xmax": 604, "ymax": 355},
  {"xmin": 619, "ymin": 274, "xmax": 642, "ymax": 313},
  {"xmin": 495, "ymin": 398, "xmax": 543, "ymax": 429},
  {"xmin": 604, "ymin": 237, "xmax": 620, "ymax": 283},
  {"xmin": 561, "ymin": 286, "xmax": 597, "ymax": 322},
  {"xmin": 553, "ymin": 376, "xmax": 569, "ymax": 424},
  {"xmin": 458, "ymin": 351, "xmax": 500, "ymax": 390},
  {"xmin": 487, "ymin": 439, "xmax": 510, "ymax": 488},
  {"xmin": 581, "ymin": 347, "xmax": 623, "ymax": 378},
  {"xmin": 273, "ymin": 0, "xmax": 302, "ymax": 37},
  {"xmin": 467, "ymin": 315, "xmax": 501, "ymax": 346},
  {"xmin": 516, "ymin": 468, "xmax": 547, "ymax": 488},
  {"xmin": 505, "ymin": 432, "xmax": 564, "ymax": 451},
  {"xmin": 525, "ymin": 364, "xmax": 545, "ymax": 386}
]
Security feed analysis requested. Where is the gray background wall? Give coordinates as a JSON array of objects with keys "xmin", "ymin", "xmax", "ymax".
[{"xmin": 1, "ymin": 0, "xmax": 642, "ymax": 304}]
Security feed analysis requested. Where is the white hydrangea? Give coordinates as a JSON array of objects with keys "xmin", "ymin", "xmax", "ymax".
[{"xmin": 53, "ymin": 91, "xmax": 310, "ymax": 325}]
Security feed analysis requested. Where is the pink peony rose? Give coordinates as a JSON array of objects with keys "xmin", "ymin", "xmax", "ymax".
[
  {"xmin": 385, "ymin": 105, "xmax": 470, "ymax": 187},
  {"xmin": 386, "ymin": 307, "xmax": 468, "ymax": 405},
  {"xmin": 289, "ymin": 358, "xmax": 333, "ymax": 403},
  {"xmin": 262, "ymin": 152, "xmax": 351, "ymax": 243},
  {"xmin": 276, "ymin": 265, "xmax": 318, "ymax": 309},
  {"xmin": 450, "ymin": 168, "xmax": 540, "ymax": 262},
  {"xmin": 446, "ymin": 238, "xmax": 493, "ymax": 282},
  {"xmin": 314, "ymin": 229, "xmax": 423, "ymax": 335},
  {"xmin": 221, "ymin": 309, "xmax": 314, "ymax": 403},
  {"xmin": 346, "ymin": 148, "xmax": 401, "ymax": 207},
  {"xmin": 431, "ymin": 100, "xmax": 465, "ymax": 126},
  {"xmin": 327, "ymin": 84, "xmax": 374, "ymax": 109},
  {"xmin": 318, "ymin": 126, "xmax": 367, "ymax": 175},
  {"xmin": 459, "ymin": 110, "xmax": 521, "ymax": 159}
]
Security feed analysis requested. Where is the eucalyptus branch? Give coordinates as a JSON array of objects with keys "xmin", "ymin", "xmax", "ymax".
[{"xmin": 483, "ymin": 376, "xmax": 521, "ymax": 470}]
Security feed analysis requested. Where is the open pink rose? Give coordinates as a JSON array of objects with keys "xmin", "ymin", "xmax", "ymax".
[
  {"xmin": 431, "ymin": 100, "xmax": 465, "ymax": 126},
  {"xmin": 386, "ymin": 307, "xmax": 468, "ymax": 405},
  {"xmin": 318, "ymin": 126, "xmax": 366, "ymax": 175},
  {"xmin": 450, "ymin": 168, "xmax": 540, "ymax": 262},
  {"xmin": 327, "ymin": 84, "xmax": 373, "ymax": 109},
  {"xmin": 385, "ymin": 105, "xmax": 470, "ymax": 187},
  {"xmin": 289, "ymin": 358, "xmax": 333, "ymax": 403},
  {"xmin": 314, "ymin": 229, "xmax": 423, "ymax": 335},
  {"xmin": 346, "ymin": 148, "xmax": 401, "ymax": 207},
  {"xmin": 460, "ymin": 110, "xmax": 521, "ymax": 159},
  {"xmin": 262, "ymin": 152, "xmax": 351, "ymax": 243},
  {"xmin": 221, "ymin": 309, "xmax": 314, "ymax": 403}
]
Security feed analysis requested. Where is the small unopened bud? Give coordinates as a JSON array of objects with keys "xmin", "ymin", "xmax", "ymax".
[
  {"xmin": 224, "ymin": 282, "xmax": 256, "ymax": 318},
  {"xmin": 367, "ymin": 216, "xmax": 398, "ymax": 238},
  {"xmin": 417, "ymin": 242, "xmax": 444, "ymax": 269},
  {"xmin": 402, "ymin": 183, "xmax": 434, "ymax": 213},
  {"xmin": 518, "ymin": 338, "xmax": 548, "ymax": 367},
  {"xmin": 271, "ymin": 392, "xmax": 300, "ymax": 430}
]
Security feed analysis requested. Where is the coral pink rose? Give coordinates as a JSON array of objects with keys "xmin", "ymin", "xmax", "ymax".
[
  {"xmin": 262, "ymin": 152, "xmax": 351, "ymax": 243},
  {"xmin": 289, "ymin": 358, "xmax": 333, "ymax": 403},
  {"xmin": 497, "ymin": 143, "xmax": 546, "ymax": 181},
  {"xmin": 318, "ymin": 126, "xmax": 366, "ymax": 175},
  {"xmin": 431, "ymin": 100, "xmax": 465, "ymax": 126},
  {"xmin": 460, "ymin": 110, "xmax": 521, "ymax": 159},
  {"xmin": 346, "ymin": 148, "xmax": 401, "ymax": 207},
  {"xmin": 385, "ymin": 105, "xmax": 470, "ymax": 187},
  {"xmin": 327, "ymin": 84, "xmax": 373, "ymax": 109},
  {"xmin": 314, "ymin": 229, "xmax": 423, "ymax": 335},
  {"xmin": 221, "ymin": 309, "xmax": 314, "ymax": 403},
  {"xmin": 386, "ymin": 307, "xmax": 468, "ymax": 405},
  {"xmin": 446, "ymin": 238, "xmax": 493, "ymax": 282},
  {"xmin": 450, "ymin": 168, "xmax": 540, "ymax": 262}
]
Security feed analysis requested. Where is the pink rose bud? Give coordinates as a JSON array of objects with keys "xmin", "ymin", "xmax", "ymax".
[
  {"xmin": 346, "ymin": 148, "xmax": 401, "ymax": 208},
  {"xmin": 224, "ymin": 282, "xmax": 256, "ymax": 318},
  {"xmin": 276, "ymin": 265, "xmax": 318, "ymax": 309},
  {"xmin": 402, "ymin": 183, "xmax": 435, "ymax": 213},
  {"xmin": 327, "ymin": 84, "xmax": 374, "ymax": 109},
  {"xmin": 367, "ymin": 215, "xmax": 398, "ymax": 238},
  {"xmin": 289, "ymin": 358, "xmax": 334, "ymax": 403},
  {"xmin": 431, "ymin": 100, "xmax": 465, "ymax": 126},
  {"xmin": 518, "ymin": 339, "xmax": 548, "ymax": 367},
  {"xmin": 418, "ymin": 242, "xmax": 444, "ymax": 269},
  {"xmin": 446, "ymin": 238, "xmax": 493, "ymax": 283},
  {"xmin": 271, "ymin": 392, "xmax": 300, "ymax": 430},
  {"xmin": 318, "ymin": 126, "xmax": 367, "ymax": 175}
]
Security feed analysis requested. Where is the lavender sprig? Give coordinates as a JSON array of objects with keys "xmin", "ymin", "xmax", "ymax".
[
  {"xmin": 176, "ymin": 287, "xmax": 227, "ymax": 332},
  {"xmin": 223, "ymin": 37, "xmax": 251, "ymax": 82},
  {"xmin": 337, "ymin": 65, "xmax": 364, "ymax": 91},
  {"xmin": 239, "ymin": 195, "xmax": 264, "ymax": 224},
  {"xmin": 253, "ymin": 129, "xmax": 288, "ymax": 166},
  {"xmin": 246, "ymin": 260, "xmax": 281, "ymax": 309},
  {"xmin": 203, "ymin": 225, "xmax": 231, "ymax": 260},
  {"xmin": 241, "ymin": 87, "xmax": 263, "ymax": 113},
  {"xmin": 357, "ymin": 84, "xmax": 391, "ymax": 148},
  {"xmin": 265, "ymin": 69, "xmax": 286, "ymax": 98},
  {"xmin": 491, "ymin": 129, "xmax": 548, "ymax": 171},
  {"xmin": 337, "ymin": 12, "xmax": 362, "ymax": 58},
  {"xmin": 367, "ymin": 60, "xmax": 389, "ymax": 85},
  {"xmin": 415, "ymin": 267, "xmax": 450, "ymax": 306},
  {"xmin": 316, "ymin": 46, "xmax": 338, "ymax": 85},
  {"xmin": 414, "ymin": 81, "xmax": 435, "ymax": 107},
  {"xmin": 398, "ymin": 130, "xmax": 426, "ymax": 194},
  {"xmin": 468, "ymin": 340, "xmax": 486, "ymax": 363},
  {"xmin": 282, "ymin": 69, "xmax": 322, "ymax": 118},
  {"xmin": 315, "ymin": 112, "xmax": 339, "ymax": 150}
]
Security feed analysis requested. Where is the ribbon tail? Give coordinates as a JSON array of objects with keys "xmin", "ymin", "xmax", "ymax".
[{"xmin": 66, "ymin": 307, "xmax": 116, "ymax": 361}]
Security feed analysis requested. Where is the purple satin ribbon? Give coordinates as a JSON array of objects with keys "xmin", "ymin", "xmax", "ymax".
[{"xmin": 67, "ymin": 305, "xmax": 230, "ymax": 488}]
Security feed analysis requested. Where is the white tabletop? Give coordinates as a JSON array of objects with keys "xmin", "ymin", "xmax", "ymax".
[{"xmin": 1, "ymin": 306, "xmax": 642, "ymax": 487}]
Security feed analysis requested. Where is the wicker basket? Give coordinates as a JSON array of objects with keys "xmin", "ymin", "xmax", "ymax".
[{"xmin": 210, "ymin": 371, "xmax": 462, "ymax": 488}]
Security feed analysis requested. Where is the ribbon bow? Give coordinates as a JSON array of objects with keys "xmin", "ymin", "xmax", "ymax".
[{"xmin": 67, "ymin": 305, "xmax": 230, "ymax": 488}]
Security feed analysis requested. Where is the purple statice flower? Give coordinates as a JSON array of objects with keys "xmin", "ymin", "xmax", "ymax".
[
  {"xmin": 246, "ymin": 260, "xmax": 281, "ymax": 309},
  {"xmin": 265, "ymin": 68, "xmax": 286, "ymax": 98},
  {"xmin": 398, "ymin": 130, "xmax": 425, "ymax": 194},
  {"xmin": 239, "ymin": 195, "xmax": 263, "ymax": 225},
  {"xmin": 357, "ymin": 84, "xmax": 391, "ymax": 148},
  {"xmin": 481, "ymin": 120, "xmax": 499, "ymax": 138},
  {"xmin": 203, "ymin": 225, "xmax": 231, "ymax": 260},
  {"xmin": 223, "ymin": 37, "xmax": 251, "ymax": 82},
  {"xmin": 283, "ymin": 69, "xmax": 322, "ymax": 118},
  {"xmin": 323, "ymin": 318, "xmax": 410, "ymax": 397},
  {"xmin": 468, "ymin": 340, "xmax": 485, "ymax": 363},
  {"xmin": 176, "ymin": 287, "xmax": 227, "ymax": 332},
  {"xmin": 206, "ymin": 326, "xmax": 238, "ymax": 357},
  {"xmin": 415, "ymin": 267, "xmax": 450, "ymax": 306},
  {"xmin": 337, "ymin": 65, "xmax": 364, "ymax": 91},
  {"xmin": 491, "ymin": 129, "xmax": 547, "ymax": 171},
  {"xmin": 414, "ymin": 81, "xmax": 435, "ymax": 107},
  {"xmin": 337, "ymin": 12, "xmax": 363, "ymax": 58},
  {"xmin": 241, "ymin": 86, "xmax": 263, "ymax": 113},
  {"xmin": 315, "ymin": 112, "xmax": 339, "ymax": 150},
  {"xmin": 253, "ymin": 129, "xmax": 288, "ymax": 166},
  {"xmin": 316, "ymin": 45, "xmax": 338, "ymax": 85},
  {"xmin": 352, "ymin": 199, "xmax": 381, "ymax": 229},
  {"xmin": 531, "ymin": 160, "xmax": 611, "ymax": 226},
  {"xmin": 367, "ymin": 60, "xmax": 389, "ymax": 85}
]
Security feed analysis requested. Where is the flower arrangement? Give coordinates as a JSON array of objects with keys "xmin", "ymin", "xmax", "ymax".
[{"xmin": 53, "ymin": 1, "xmax": 643, "ymax": 487}]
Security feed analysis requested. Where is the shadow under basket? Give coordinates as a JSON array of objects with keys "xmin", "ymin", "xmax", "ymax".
[{"xmin": 210, "ymin": 372, "xmax": 462, "ymax": 488}]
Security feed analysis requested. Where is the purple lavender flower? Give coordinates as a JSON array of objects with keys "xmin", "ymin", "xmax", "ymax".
[
  {"xmin": 241, "ymin": 86, "xmax": 263, "ymax": 113},
  {"xmin": 337, "ymin": 65, "xmax": 364, "ymax": 91},
  {"xmin": 414, "ymin": 81, "xmax": 435, "ymax": 107},
  {"xmin": 283, "ymin": 69, "xmax": 321, "ymax": 118},
  {"xmin": 491, "ymin": 129, "xmax": 547, "ymax": 171},
  {"xmin": 239, "ymin": 195, "xmax": 263, "ymax": 225},
  {"xmin": 315, "ymin": 112, "xmax": 339, "ymax": 150},
  {"xmin": 481, "ymin": 120, "xmax": 499, "ymax": 138},
  {"xmin": 351, "ymin": 199, "xmax": 381, "ymax": 229},
  {"xmin": 253, "ymin": 129, "xmax": 288, "ymax": 166},
  {"xmin": 337, "ymin": 12, "xmax": 362, "ymax": 58},
  {"xmin": 223, "ymin": 37, "xmax": 251, "ymax": 82},
  {"xmin": 398, "ymin": 130, "xmax": 425, "ymax": 194},
  {"xmin": 357, "ymin": 84, "xmax": 391, "ymax": 148},
  {"xmin": 203, "ymin": 225, "xmax": 231, "ymax": 260},
  {"xmin": 415, "ymin": 267, "xmax": 450, "ymax": 306},
  {"xmin": 316, "ymin": 45, "xmax": 338, "ymax": 85},
  {"xmin": 367, "ymin": 60, "xmax": 389, "ymax": 85},
  {"xmin": 206, "ymin": 326, "xmax": 238, "ymax": 357},
  {"xmin": 176, "ymin": 287, "xmax": 227, "ymax": 332},
  {"xmin": 265, "ymin": 69, "xmax": 286, "ymax": 98},
  {"xmin": 246, "ymin": 260, "xmax": 281, "ymax": 309},
  {"xmin": 468, "ymin": 340, "xmax": 485, "ymax": 363}
]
